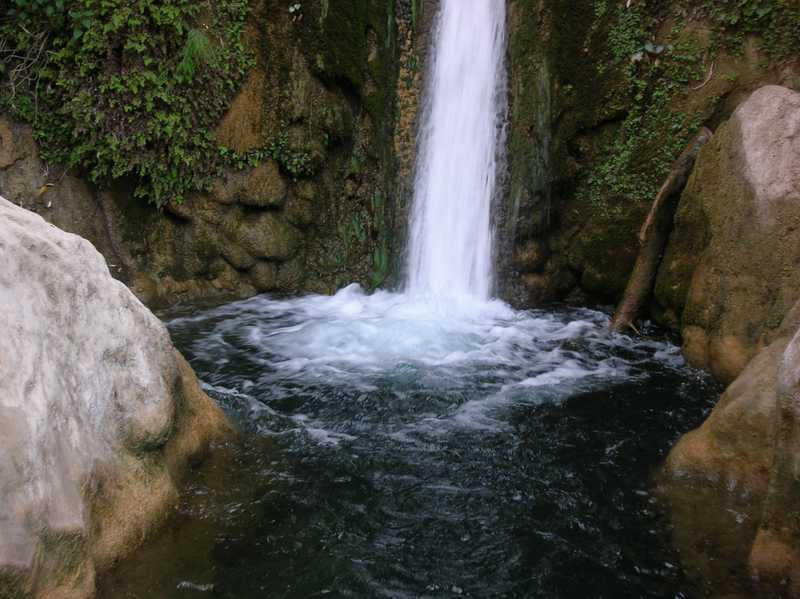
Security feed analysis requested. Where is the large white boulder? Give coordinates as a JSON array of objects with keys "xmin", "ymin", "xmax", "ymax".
[{"xmin": 0, "ymin": 197, "xmax": 231, "ymax": 597}]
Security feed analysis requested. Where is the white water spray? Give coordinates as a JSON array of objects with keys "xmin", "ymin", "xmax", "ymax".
[
  {"xmin": 406, "ymin": 0, "xmax": 507, "ymax": 300},
  {"xmin": 169, "ymin": 0, "xmax": 688, "ymax": 446}
]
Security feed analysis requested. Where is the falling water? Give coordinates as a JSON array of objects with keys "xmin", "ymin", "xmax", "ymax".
[{"xmin": 406, "ymin": 0, "xmax": 507, "ymax": 299}]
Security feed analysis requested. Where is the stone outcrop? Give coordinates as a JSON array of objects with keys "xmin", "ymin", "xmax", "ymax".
[
  {"xmin": 658, "ymin": 85, "xmax": 800, "ymax": 592},
  {"xmin": 239, "ymin": 160, "xmax": 287, "ymax": 208},
  {"xmin": 0, "ymin": 198, "xmax": 231, "ymax": 598},
  {"xmin": 655, "ymin": 85, "xmax": 800, "ymax": 383},
  {"xmin": 660, "ymin": 300, "xmax": 800, "ymax": 593}
]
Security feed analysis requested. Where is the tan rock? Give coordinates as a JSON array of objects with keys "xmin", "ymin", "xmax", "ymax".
[
  {"xmin": 520, "ymin": 273, "xmax": 550, "ymax": 298},
  {"xmin": 663, "ymin": 338, "xmax": 778, "ymax": 493},
  {"xmin": 251, "ymin": 261, "xmax": 279, "ymax": 291},
  {"xmin": 0, "ymin": 117, "xmax": 34, "ymax": 168},
  {"xmin": 656, "ymin": 86, "xmax": 800, "ymax": 383},
  {"xmin": 708, "ymin": 335, "xmax": 751, "ymax": 384},
  {"xmin": 513, "ymin": 240, "xmax": 547, "ymax": 273},
  {"xmin": 215, "ymin": 69, "xmax": 265, "ymax": 154},
  {"xmin": 295, "ymin": 180, "xmax": 318, "ymax": 202},
  {"xmin": 284, "ymin": 195, "xmax": 316, "ymax": 228},
  {"xmin": 661, "ymin": 299, "xmax": 800, "ymax": 592},
  {"xmin": 210, "ymin": 170, "xmax": 249, "ymax": 205},
  {"xmin": 222, "ymin": 243, "xmax": 257, "ymax": 271},
  {"xmin": 749, "ymin": 530, "xmax": 800, "ymax": 594},
  {"xmin": 240, "ymin": 160, "xmax": 287, "ymax": 208},
  {"xmin": 276, "ymin": 255, "xmax": 307, "ymax": 292},
  {"xmin": 165, "ymin": 197, "xmax": 193, "ymax": 221},
  {"xmin": 239, "ymin": 212, "xmax": 302, "ymax": 261},
  {"xmin": 681, "ymin": 325, "xmax": 709, "ymax": 371}
]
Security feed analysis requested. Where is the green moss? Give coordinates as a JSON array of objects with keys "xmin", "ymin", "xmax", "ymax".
[
  {"xmin": 1, "ymin": 0, "xmax": 252, "ymax": 207},
  {"xmin": 573, "ymin": 0, "xmax": 798, "ymax": 218},
  {"xmin": 675, "ymin": 0, "xmax": 800, "ymax": 59},
  {"xmin": 297, "ymin": 0, "xmax": 396, "ymax": 133},
  {"xmin": 568, "ymin": 207, "xmax": 646, "ymax": 298},
  {"xmin": 653, "ymin": 147, "xmax": 714, "ymax": 318},
  {"xmin": 548, "ymin": 0, "xmax": 630, "ymax": 127},
  {"xmin": 307, "ymin": 0, "xmax": 371, "ymax": 87},
  {"xmin": 107, "ymin": 182, "xmax": 162, "ymax": 243},
  {"xmin": 219, "ymin": 129, "xmax": 316, "ymax": 180},
  {"xmin": 505, "ymin": 0, "xmax": 799, "ymax": 306},
  {"xmin": 575, "ymin": 3, "xmax": 706, "ymax": 213}
]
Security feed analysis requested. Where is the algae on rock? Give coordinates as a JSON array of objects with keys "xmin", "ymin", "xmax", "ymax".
[{"xmin": 500, "ymin": 0, "xmax": 800, "ymax": 310}]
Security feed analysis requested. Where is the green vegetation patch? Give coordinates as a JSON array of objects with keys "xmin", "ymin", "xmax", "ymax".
[
  {"xmin": 673, "ymin": 0, "xmax": 800, "ymax": 59},
  {"xmin": 580, "ymin": 15, "xmax": 705, "ymax": 213},
  {"xmin": 219, "ymin": 131, "xmax": 315, "ymax": 180},
  {"xmin": 579, "ymin": 0, "xmax": 799, "ymax": 214},
  {"xmin": 1, "ymin": 0, "xmax": 252, "ymax": 207}
]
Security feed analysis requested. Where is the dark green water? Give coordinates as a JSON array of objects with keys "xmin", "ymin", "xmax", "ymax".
[{"xmin": 99, "ymin": 290, "xmax": 718, "ymax": 598}]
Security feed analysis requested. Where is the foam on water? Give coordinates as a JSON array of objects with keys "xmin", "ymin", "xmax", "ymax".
[
  {"xmin": 110, "ymin": 292, "xmax": 719, "ymax": 597},
  {"xmin": 166, "ymin": 0, "xmax": 535, "ymax": 428},
  {"xmin": 169, "ymin": 284, "xmax": 687, "ymax": 441}
]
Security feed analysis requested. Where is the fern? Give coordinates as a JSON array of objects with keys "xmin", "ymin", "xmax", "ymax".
[{"xmin": 176, "ymin": 29, "xmax": 214, "ymax": 82}]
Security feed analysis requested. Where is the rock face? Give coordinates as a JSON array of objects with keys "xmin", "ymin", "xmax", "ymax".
[
  {"xmin": 655, "ymin": 85, "xmax": 800, "ymax": 383},
  {"xmin": 0, "ymin": 0, "xmax": 407, "ymax": 309},
  {"xmin": 499, "ymin": 0, "xmax": 800, "ymax": 308},
  {"xmin": 660, "ymin": 300, "xmax": 800, "ymax": 593},
  {"xmin": 239, "ymin": 161, "xmax": 287, "ymax": 208},
  {"xmin": 0, "ymin": 198, "xmax": 231, "ymax": 597}
]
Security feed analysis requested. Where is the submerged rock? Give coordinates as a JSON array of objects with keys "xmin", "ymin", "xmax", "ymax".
[
  {"xmin": 656, "ymin": 85, "xmax": 800, "ymax": 383},
  {"xmin": 0, "ymin": 197, "xmax": 232, "ymax": 598}
]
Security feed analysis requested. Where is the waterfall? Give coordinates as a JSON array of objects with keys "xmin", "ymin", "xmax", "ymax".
[{"xmin": 406, "ymin": 0, "xmax": 508, "ymax": 300}]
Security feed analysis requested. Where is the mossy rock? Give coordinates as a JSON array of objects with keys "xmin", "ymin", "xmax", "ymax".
[
  {"xmin": 238, "ymin": 212, "xmax": 303, "ymax": 261},
  {"xmin": 239, "ymin": 161, "xmax": 287, "ymax": 208},
  {"xmin": 566, "ymin": 203, "xmax": 646, "ymax": 300},
  {"xmin": 297, "ymin": 0, "xmax": 396, "ymax": 128},
  {"xmin": 251, "ymin": 261, "xmax": 279, "ymax": 291}
]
